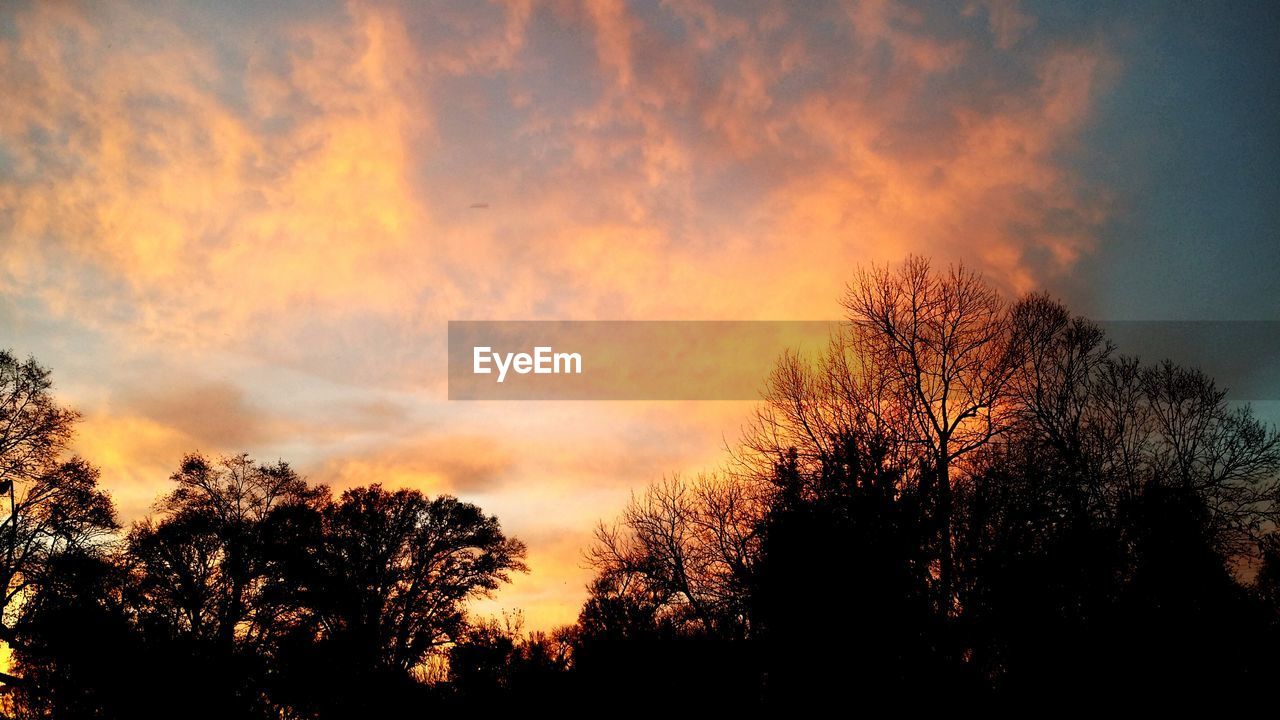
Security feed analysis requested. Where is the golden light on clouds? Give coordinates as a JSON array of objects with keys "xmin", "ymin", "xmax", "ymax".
[{"xmin": 1, "ymin": 0, "xmax": 1114, "ymax": 630}]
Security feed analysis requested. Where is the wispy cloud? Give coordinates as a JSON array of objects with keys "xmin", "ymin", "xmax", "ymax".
[{"xmin": 0, "ymin": 0, "xmax": 1113, "ymax": 628}]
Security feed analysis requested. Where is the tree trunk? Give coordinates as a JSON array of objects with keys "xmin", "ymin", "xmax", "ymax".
[{"xmin": 937, "ymin": 441, "xmax": 953, "ymax": 618}]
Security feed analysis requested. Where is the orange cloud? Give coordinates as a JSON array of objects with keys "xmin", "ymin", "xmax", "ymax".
[
  {"xmin": 1, "ymin": 0, "xmax": 1114, "ymax": 629},
  {"xmin": 1, "ymin": 1, "xmax": 434, "ymax": 347},
  {"xmin": 71, "ymin": 412, "xmax": 194, "ymax": 519}
]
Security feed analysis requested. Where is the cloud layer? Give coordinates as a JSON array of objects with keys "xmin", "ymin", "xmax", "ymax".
[{"xmin": 0, "ymin": 0, "xmax": 1113, "ymax": 630}]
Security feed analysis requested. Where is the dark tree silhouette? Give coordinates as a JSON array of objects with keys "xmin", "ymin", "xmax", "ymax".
[
  {"xmin": 6, "ymin": 262, "xmax": 1280, "ymax": 713},
  {"xmin": 577, "ymin": 264, "xmax": 1280, "ymax": 706},
  {"xmin": 6, "ymin": 447, "xmax": 527, "ymax": 718},
  {"xmin": 751, "ymin": 437, "xmax": 955, "ymax": 703},
  {"xmin": 115, "ymin": 454, "xmax": 326, "ymax": 717},
  {"xmin": 446, "ymin": 612, "xmax": 573, "ymax": 707},
  {"xmin": 267, "ymin": 484, "xmax": 527, "ymax": 718},
  {"xmin": 0, "ymin": 351, "xmax": 117, "ymax": 695},
  {"xmin": 586, "ymin": 473, "xmax": 760, "ymax": 639},
  {"xmin": 127, "ymin": 454, "xmax": 324, "ymax": 651},
  {"xmin": 842, "ymin": 257, "xmax": 1025, "ymax": 613},
  {"xmin": 955, "ymin": 298, "xmax": 1280, "ymax": 699},
  {"xmin": 6, "ymin": 550, "xmax": 137, "ymax": 719},
  {"xmin": 311, "ymin": 485, "xmax": 526, "ymax": 672},
  {"xmin": 0, "ymin": 352, "xmax": 81, "ymax": 486}
]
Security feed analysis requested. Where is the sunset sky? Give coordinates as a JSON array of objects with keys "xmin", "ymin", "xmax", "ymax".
[{"xmin": 2, "ymin": 0, "xmax": 1277, "ymax": 630}]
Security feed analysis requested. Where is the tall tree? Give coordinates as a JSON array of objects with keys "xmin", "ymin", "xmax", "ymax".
[
  {"xmin": 841, "ymin": 257, "xmax": 1022, "ymax": 612},
  {"xmin": 0, "ymin": 352, "xmax": 116, "ymax": 687}
]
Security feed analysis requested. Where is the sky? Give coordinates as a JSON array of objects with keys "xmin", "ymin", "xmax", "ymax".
[{"xmin": 1, "ymin": 0, "xmax": 1277, "ymax": 631}]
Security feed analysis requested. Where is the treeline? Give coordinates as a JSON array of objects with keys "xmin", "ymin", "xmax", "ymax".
[
  {"xmin": 0, "ymin": 353, "xmax": 526, "ymax": 718},
  {"xmin": 2, "ymin": 257, "xmax": 1280, "ymax": 716},
  {"xmin": 565, "ymin": 258, "xmax": 1280, "ymax": 707}
]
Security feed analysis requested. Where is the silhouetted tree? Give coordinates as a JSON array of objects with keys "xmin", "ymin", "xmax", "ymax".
[
  {"xmin": 0, "ymin": 351, "xmax": 117, "ymax": 695},
  {"xmin": 268, "ymin": 485, "xmax": 527, "ymax": 718},
  {"xmin": 751, "ymin": 435, "xmax": 959, "ymax": 704},
  {"xmin": 316, "ymin": 485, "xmax": 526, "ymax": 670},
  {"xmin": 586, "ymin": 473, "xmax": 761, "ymax": 639},
  {"xmin": 8, "ymin": 263, "xmax": 1280, "ymax": 712},
  {"xmin": 118, "ymin": 453, "xmax": 323, "ymax": 717},
  {"xmin": 2, "ymin": 549, "xmax": 191, "ymax": 720},
  {"xmin": 0, "ymin": 352, "xmax": 81, "ymax": 488},
  {"xmin": 446, "ymin": 612, "xmax": 573, "ymax": 707},
  {"xmin": 841, "ymin": 257, "xmax": 1024, "ymax": 613},
  {"xmin": 956, "ymin": 297, "xmax": 1280, "ymax": 698},
  {"xmin": 581, "ymin": 265, "xmax": 1280, "ymax": 704},
  {"xmin": 126, "ymin": 453, "xmax": 323, "ymax": 648},
  {"xmin": 0, "ymin": 460, "xmax": 117, "ymax": 640}
]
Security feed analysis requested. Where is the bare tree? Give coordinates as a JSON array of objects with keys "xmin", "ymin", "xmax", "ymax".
[
  {"xmin": 740, "ymin": 329, "xmax": 923, "ymax": 490},
  {"xmin": 586, "ymin": 473, "xmax": 764, "ymax": 638},
  {"xmin": 1005, "ymin": 297, "xmax": 1280, "ymax": 561},
  {"xmin": 841, "ymin": 257, "xmax": 1022, "ymax": 612}
]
